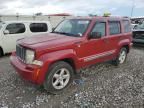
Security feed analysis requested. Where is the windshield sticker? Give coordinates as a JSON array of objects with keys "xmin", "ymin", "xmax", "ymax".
[
  {"xmin": 78, "ymin": 33, "xmax": 82, "ymax": 36},
  {"xmin": 78, "ymin": 21, "xmax": 89, "ymax": 24}
]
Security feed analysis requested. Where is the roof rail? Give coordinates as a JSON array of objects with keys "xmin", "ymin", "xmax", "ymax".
[{"xmin": 123, "ymin": 16, "xmax": 129, "ymax": 18}]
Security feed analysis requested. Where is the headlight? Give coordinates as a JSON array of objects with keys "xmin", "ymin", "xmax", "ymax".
[{"xmin": 25, "ymin": 50, "xmax": 35, "ymax": 64}]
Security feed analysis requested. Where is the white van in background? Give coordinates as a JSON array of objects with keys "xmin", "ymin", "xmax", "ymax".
[{"xmin": 0, "ymin": 21, "xmax": 52, "ymax": 56}]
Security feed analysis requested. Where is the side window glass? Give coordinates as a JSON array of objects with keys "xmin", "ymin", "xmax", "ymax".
[
  {"xmin": 30, "ymin": 23, "xmax": 48, "ymax": 32},
  {"xmin": 109, "ymin": 21, "xmax": 121, "ymax": 35},
  {"xmin": 123, "ymin": 20, "xmax": 131, "ymax": 33},
  {"xmin": 6, "ymin": 23, "xmax": 25, "ymax": 34},
  {"xmin": 91, "ymin": 22, "xmax": 106, "ymax": 37}
]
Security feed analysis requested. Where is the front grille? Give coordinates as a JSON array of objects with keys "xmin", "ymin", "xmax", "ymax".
[{"xmin": 16, "ymin": 45, "xmax": 26, "ymax": 62}]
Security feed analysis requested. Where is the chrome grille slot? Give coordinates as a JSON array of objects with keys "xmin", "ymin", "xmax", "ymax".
[{"xmin": 16, "ymin": 45, "xmax": 26, "ymax": 62}]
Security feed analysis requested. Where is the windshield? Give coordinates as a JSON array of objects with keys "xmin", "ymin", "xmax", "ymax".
[
  {"xmin": 53, "ymin": 19, "xmax": 90, "ymax": 37},
  {"xmin": 135, "ymin": 22, "xmax": 144, "ymax": 29}
]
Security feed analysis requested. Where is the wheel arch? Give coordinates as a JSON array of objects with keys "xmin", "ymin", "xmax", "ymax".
[
  {"xmin": 58, "ymin": 58, "xmax": 76, "ymax": 73},
  {"xmin": 47, "ymin": 57, "xmax": 77, "ymax": 74},
  {"xmin": 121, "ymin": 44, "xmax": 129, "ymax": 53},
  {"xmin": 118, "ymin": 39, "xmax": 131, "ymax": 54}
]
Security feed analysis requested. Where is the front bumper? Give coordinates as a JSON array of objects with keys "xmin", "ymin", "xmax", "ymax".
[{"xmin": 10, "ymin": 53, "xmax": 43, "ymax": 84}]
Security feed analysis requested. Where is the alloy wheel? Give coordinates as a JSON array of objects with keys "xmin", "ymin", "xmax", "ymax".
[
  {"xmin": 52, "ymin": 68, "xmax": 70, "ymax": 90},
  {"xmin": 119, "ymin": 50, "xmax": 127, "ymax": 64}
]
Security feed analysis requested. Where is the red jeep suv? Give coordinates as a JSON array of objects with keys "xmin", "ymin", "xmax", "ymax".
[{"xmin": 10, "ymin": 16, "xmax": 132, "ymax": 94}]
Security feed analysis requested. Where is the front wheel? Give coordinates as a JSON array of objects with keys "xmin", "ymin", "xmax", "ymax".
[
  {"xmin": 44, "ymin": 61, "xmax": 74, "ymax": 94},
  {"xmin": 112, "ymin": 47, "xmax": 127, "ymax": 66}
]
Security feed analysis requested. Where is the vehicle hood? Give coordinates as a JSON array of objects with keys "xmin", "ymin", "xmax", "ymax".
[{"xmin": 17, "ymin": 33, "xmax": 82, "ymax": 50}]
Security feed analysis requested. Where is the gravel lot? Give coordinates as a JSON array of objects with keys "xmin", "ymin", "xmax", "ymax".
[{"xmin": 0, "ymin": 46, "xmax": 144, "ymax": 108}]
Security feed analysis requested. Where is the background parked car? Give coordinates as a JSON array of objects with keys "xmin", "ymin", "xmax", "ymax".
[
  {"xmin": 0, "ymin": 21, "xmax": 52, "ymax": 56},
  {"xmin": 132, "ymin": 22, "xmax": 144, "ymax": 45},
  {"xmin": 131, "ymin": 24, "xmax": 138, "ymax": 30}
]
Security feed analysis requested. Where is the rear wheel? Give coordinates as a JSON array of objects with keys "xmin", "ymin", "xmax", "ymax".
[
  {"xmin": 44, "ymin": 61, "xmax": 74, "ymax": 94},
  {"xmin": 112, "ymin": 47, "xmax": 127, "ymax": 66}
]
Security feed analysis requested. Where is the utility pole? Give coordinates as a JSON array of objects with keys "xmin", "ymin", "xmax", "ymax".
[
  {"xmin": 131, "ymin": 0, "xmax": 135, "ymax": 17},
  {"xmin": 16, "ymin": 13, "xmax": 19, "ymax": 21}
]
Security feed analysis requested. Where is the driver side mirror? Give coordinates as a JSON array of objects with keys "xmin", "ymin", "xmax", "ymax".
[
  {"xmin": 90, "ymin": 32, "xmax": 102, "ymax": 39},
  {"xmin": 3, "ymin": 30, "xmax": 10, "ymax": 35}
]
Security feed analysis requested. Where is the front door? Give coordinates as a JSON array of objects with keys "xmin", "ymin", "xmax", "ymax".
[
  {"xmin": 2, "ymin": 23, "xmax": 26, "ymax": 53},
  {"xmin": 76, "ymin": 21, "xmax": 110, "ymax": 67}
]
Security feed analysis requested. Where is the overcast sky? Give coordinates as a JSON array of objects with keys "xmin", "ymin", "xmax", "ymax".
[{"xmin": 0, "ymin": 0, "xmax": 143, "ymax": 17}]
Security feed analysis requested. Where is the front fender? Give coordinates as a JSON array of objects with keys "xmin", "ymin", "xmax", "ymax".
[
  {"xmin": 36, "ymin": 49, "xmax": 79, "ymax": 84},
  {"xmin": 38, "ymin": 49, "xmax": 78, "ymax": 64}
]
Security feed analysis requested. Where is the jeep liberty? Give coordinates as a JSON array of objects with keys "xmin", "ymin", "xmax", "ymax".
[{"xmin": 10, "ymin": 16, "xmax": 132, "ymax": 94}]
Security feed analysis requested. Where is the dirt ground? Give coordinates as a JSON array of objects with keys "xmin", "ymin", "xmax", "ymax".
[{"xmin": 0, "ymin": 46, "xmax": 144, "ymax": 108}]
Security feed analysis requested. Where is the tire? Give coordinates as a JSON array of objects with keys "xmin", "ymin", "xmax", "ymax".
[
  {"xmin": 44, "ymin": 61, "xmax": 74, "ymax": 94},
  {"xmin": 0, "ymin": 48, "xmax": 3, "ymax": 57},
  {"xmin": 112, "ymin": 47, "xmax": 127, "ymax": 66}
]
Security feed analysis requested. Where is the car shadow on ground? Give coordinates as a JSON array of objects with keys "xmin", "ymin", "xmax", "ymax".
[{"xmin": 0, "ymin": 53, "xmax": 11, "ymax": 59}]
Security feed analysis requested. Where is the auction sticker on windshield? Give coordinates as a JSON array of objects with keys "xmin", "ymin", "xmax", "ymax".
[{"xmin": 78, "ymin": 21, "xmax": 89, "ymax": 24}]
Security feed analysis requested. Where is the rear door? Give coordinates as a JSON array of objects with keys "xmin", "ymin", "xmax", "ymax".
[{"xmin": 105, "ymin": 21, "xmax": 122, "ymax": 58}]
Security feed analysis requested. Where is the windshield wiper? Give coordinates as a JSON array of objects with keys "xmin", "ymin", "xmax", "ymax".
[{"xmin": 52, "ymin": 31, "xmax": 74, "ymax": 36}]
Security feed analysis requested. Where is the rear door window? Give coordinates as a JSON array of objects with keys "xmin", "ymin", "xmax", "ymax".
[
  {"xmin": 109, "ymin": 21, "xmax": 121, "ymax": 35},
  {"xmin": 6, "ymin": 23, "xmax": 25, "ymax": 34},
  {"xmin": 122, "ymin": 20, "xmax": 131, "ymax": 33},
  {"xmin": 30, "ymin": 23, "xmax": 48, "ymax": 32}
]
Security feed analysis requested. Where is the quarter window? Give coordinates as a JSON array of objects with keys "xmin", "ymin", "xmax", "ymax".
[
  {"xmin": 30, "ymin": 23, "xmax": 48, "ymax": 32},
  {"xmin": 91, "ymin": 22, "xmax": 106, "ymax": 36},
  {"xmin": 122, "ymin": 20, "xmax": 131, "ymax": 33},
  {"xmin": 6, "ymin": 23, "xmax": 25, "ymax": 34},
  {"xmin": 109, "ymin": 21, "xmax": 121, "ymax": 35}
]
